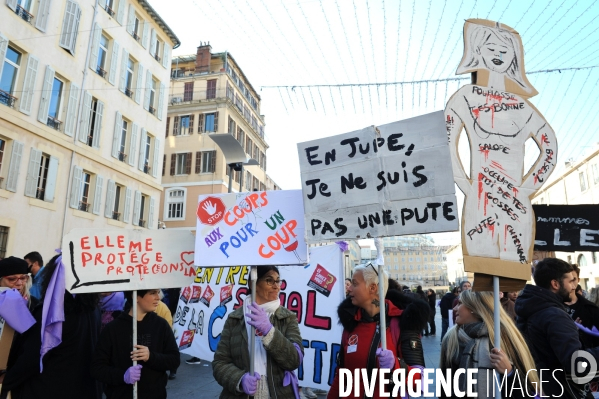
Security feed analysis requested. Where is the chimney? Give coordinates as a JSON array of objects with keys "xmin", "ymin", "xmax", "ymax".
[{"xmin": 195, "ymin": 42, "xmax": 212, "ymax": 74}]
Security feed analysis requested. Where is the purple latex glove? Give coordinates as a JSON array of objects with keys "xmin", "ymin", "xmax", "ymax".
[
  {"xmin": 246, "ymin": 302, "xmax": 273, "ymax": 336},
  {"xmin": 575, "ymin": 322, "xmax": 599, "ymax": 337},
  {"xmin": 241, "ymin": 371, "xmax": 261, "ymax": 395},
  {"xmin": 376, "ymin": 348, "xmax": 395, "ymax": 369},
  {"xmin": 124, "ymin": 364, "xmax": 142, "ymax": 384}
]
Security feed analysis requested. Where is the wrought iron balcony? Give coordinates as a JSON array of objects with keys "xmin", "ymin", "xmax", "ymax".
[
  {"xmin": 0, "ymin": 90, "xmax": 17, "ymax": 108},
  {"xmin": 46, "ymin": 116, "xmax": 62, "ymax": 131},
  {"xmin": 154, "ymin": 53, "xmax": 161, "ymax": 63},
  {"xmin": 96, "ymin": 66, "xmax": 107, "ymax": 78},
  {"xmin": 36, "ymin": 187, "xmax": 45, "ymax": 200},
  {"xmin": 125, "ymin": 87, "xmax": 133, "ymax": 98},
  {"xmin": 16, "ymin": 5, "xmax": 33, "ymax": 23},
  {"xmin": 118, "ymin": 152, "xmax": 127, "ymax": 162},
  {"xmin": 148, "ymin": 106, "xmax": 156, "ymax": 115},
  {"xmin": 143, "ymin": 164, "xmax": 151, "ymax": 174},
  {"xmin": 138, "ymin": 219, "xmax": 146, "ymax": 228},
  {"xmin": 79, "ymin": 201, "xmax": 90, "ymax": 212},
  {"xmin": 104, "ymin": 5, "xmax": 115, "ymax": 17},
  {"xmin": 132, "ymin": 32, "xmax": 140, "ymax": 42},
  {"xmin": 112, "ymin": 211, "xmax": 121, "ymax": 221}
]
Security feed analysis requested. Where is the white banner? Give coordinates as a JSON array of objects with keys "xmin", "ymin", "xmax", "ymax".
[
  {"xmin": 173, "ymin": 244, "xmax": 345, "ymax": 390},
  {"xmin": 62, "ymin": 229, "xmax": 196, "ymax": 293},
  {"xmin": 297, "ymin": 111, "xmax": 459, "ymax": 243},
  {"xmin": 194, "ymin": 190, "xmax": 309, "ymax": 267}
]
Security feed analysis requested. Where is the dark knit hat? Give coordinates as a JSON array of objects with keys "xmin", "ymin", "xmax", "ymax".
[{"xmin": 0, "ymin": 256, "xmax": 29, "ymax": 277}]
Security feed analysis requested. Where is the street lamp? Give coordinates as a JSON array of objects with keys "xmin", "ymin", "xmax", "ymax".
[{"xmin": 207, "ymin": 133, "xmax": 259, "ymax": 193}]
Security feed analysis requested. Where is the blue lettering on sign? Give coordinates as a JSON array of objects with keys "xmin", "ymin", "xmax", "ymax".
[
  {"xmin": 329, "ymin": 343, "xmax": 341, "ymax": 386},
  {"xmin": 298, "ymin": 339, "xmax": 309, "ymax": 380},
  {"xmin": 311, "ymin": 341, "xmax": 327, "ymax": 384},
  {"xmin": 208, "ymin": 305, "xmax": 227, "ymax": 352}
]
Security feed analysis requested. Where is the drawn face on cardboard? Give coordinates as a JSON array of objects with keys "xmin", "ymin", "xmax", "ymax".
[
  {"xmin": 256, "ymin": 270, "xmax": 281, "ymax": 304},
  {"xmin": 478, "ymin": 31, "xmax": 515, "ymax": 74}
]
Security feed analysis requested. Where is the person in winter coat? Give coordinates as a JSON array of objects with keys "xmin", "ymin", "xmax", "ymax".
[
  {"xmin": 424, "ymin": 289, "xmax": 436, "ymax": 336},
  {"xmin": 440, "ymin": 290, "xmax": 539, "ymax": 398},
  {"xmin": 327, "ymin": 264, "xmax": 429, "ymax": 399},
  {"xmin": 213, "ymin": 266, "xmax": 303, "ymax": 399},
  {"xmin": 516, "ymin": 257, "xmax": 599, "ymax": 398},
  {"xmin": 565, "ymin": 265, "xmax": 599, "ymax": 349},
  {"xmin": 500, "ymin": 292, "xmax": 517, "ymax": 322},
  {"xmin": 92, "ymin": 289, "xmax": 180, "ymax": 399},
  {"xmin": 451, "ymin": 281, "xmax": 471, "ymax": 324},
  {"xmin": 439, "ymin": 287, "xmax": 460, "ymax": 341},
  {"xmin": 0, "ymin": 254, "xmax": 101, "ymax": 399}
]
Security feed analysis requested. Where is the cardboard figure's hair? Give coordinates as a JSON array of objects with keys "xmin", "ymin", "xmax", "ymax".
[{"xmin": 456, "ymin": 19, "xmax": 538, "ymax": 98}]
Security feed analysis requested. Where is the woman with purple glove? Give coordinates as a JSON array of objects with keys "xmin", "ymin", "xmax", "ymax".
[
  {"xmin": 92, "ymin": 289, "xmax": 180, "ymax": 399},
  {"xmin": 440, "ymin": 290, "xmax": 538, "ymax": 398},
  {"xmin": 213, "ymin": 266, "xmax": 304, "ymax": 399},
  {"xmin": 328, "ymin": 265, "xmax": 429, "ymax": 399}
]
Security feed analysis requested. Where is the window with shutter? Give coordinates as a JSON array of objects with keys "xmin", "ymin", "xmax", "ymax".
[
  {"xmin": 92, "ymin": 175, "xmax": 103, "ymax": 215},
  {"xmin": 162, "ymin": 43, "xmax": 170, "ymax": 69},
  {"xmin": 69, "ymin": 165, "xmax": 82, "ymax": 208},
  {"xmin": 44, "ymin": 156, "xmax": 58, "ymax": 202},
  {"xmin": 189, "ymin": 114, "xmax": 194, "ymax": 133},
  {"xmin": 19, "ymin": 55, "xmax": 39, "ymax": 115},
  {"xmin": 64, "ymin": 83, "xmax": 79, "ymax": 137},
  {"xmin": 162, "ymin": 154, "xmax": 166, "ymax": 176},
  {"xmin": 195, "ymin": 152, "xmax": 201, "ymax": 174},
  {"xmin": 108, "ymin": 40, "xmax": 120, "ymax": 86},
  {"xmin": 37, "ymin": 66, "xmax": 55, "ymax": 123},
  {"xmin": 170, "ymin": 153, "xmax": 176, "ymax": 175},
  {"xmin": 132, "ymin": 190, "xmax": 141, "ymax": 226},
  {"xmin": 105, "ymin": 179, "xmax": 116, "ymax": 218},
  {"xmin": 165, "ymin": 117, "xmax": 170, "ymax": 137},
  {"xmin": 148, "ymin": 197, "xmax": 155, "ymax": 229},
  {"xmin": 157, "ymin": 82, "xmax": 165, "ymax": 120},
  {"xmin": 138, "ymin": 128, "xmax": 148, "ymax": 171},
  {"xmin": 24, "ymin": 148, "xmax": 42, "ymax": 198},
  {"xmin": 206, "ymin": 79, "xmax": 216, "ymax": 99},
  {"xmin": 59, "ymin": 0, "xmax": 81, "ymax": 55},
  {"xmin": 152, "ymin": 138, "xmax": 160, "ymax": 178},
  {"xmin": 210, "ymin": 150, "xmax": 216, "ymax": 173},
  {"xmin": 184, "ymin": 82, "xmax": 193, "ymax": 102},
  {"xmin": 35, "ymin": 0, "xmax": 52, "ymax": 32},
  {"xmin": 172, "ymin": 116, "xmax": 179, "ymax": 136},
  {"xmin": 184, "ymin": 152, "xmax": 192, "ymax": 175},
  {"xmin": 214, "ymin": 111, "xmax": 219, "ymax": 132},
  {"xmin": 128, "ymin": 123, "xmax": 138, "ymax": 167},
  {"xmin": 123, "ymin": 187, "xmax": 132, "ymax": 223},
  {"xmin": 111, "ymin": 111, "xmax": 122, "ymax": 159},
  {"xmin": 197, "ymin": 114, "xmax": 204, "ymax": 133}
]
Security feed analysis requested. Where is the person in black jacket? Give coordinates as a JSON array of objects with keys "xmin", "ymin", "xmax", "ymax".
[
  {"xmin": 516, "ymin": 258, "xmax": 599, "ymax": 398},
  {"xmin": 565, "ymin": 265, "xmax": 599, "ymax": 349},
  {"xmin": 92, "ymin": 289, "xmax": 180, "ymax": 399},
  {"xmin": 0, "ymin": 254, "xmax": 101, "ymax": 399},
  {"xmin": 424, "ymin": 289, "xmax": 436, "ymax": 336},
  {"xmin": 439, "ymin": 287, "xmax": 459, "ymax": 341}
]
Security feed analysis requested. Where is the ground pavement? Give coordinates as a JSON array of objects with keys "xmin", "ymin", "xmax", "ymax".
[{"xmin": 166, "ymin": 312, "xmax": 444, "ymax": 398}]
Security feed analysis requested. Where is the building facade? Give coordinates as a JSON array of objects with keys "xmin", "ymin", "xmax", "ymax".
[
  {"xmin": 160, "ymin": 44, "xmax": 278, "ymax": 230},
  {"xmin": 381, "ymin": 235, "xmax": 449, "ymax": 287},
  {"xmin": 0, "ymin": 0, "xmax": 178, "ymax": 258},
  {"xmin": 532, "ymin": 145, "xmax": 599, "ymax": 289}
]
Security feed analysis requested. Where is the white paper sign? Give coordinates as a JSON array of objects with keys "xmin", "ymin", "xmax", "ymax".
[
  {"xmin": 194, "ymin": 190, "xmax": 308, "ymax": 267},
  {"xmin": 173, "ymin": 244, "xmax": 345, "ymax": 390},
  {"xmin": 297, "ymin": 111, "xmax": 459, "ymax": 243},
  {"xmin": 62, "ymin": 229, "xmax": 196, "ymax": 293}
]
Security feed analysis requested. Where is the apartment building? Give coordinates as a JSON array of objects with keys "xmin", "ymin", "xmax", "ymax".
[
  {"xmin": 381, "ymin": 235, "xmax": 449, "ymax": 287},
  {"xmin": 0, "ymin": 0, "xmax": 179, "ymax": 258},
  {"xmin": 160, "ymin": 43, "xmax": 279, "ymax": 230},
  {"xmin": 532, "ymin": 144, "xmax": 599, "ymax": 289}
]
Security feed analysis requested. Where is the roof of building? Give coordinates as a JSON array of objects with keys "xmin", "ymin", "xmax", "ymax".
[
  {"xmin": 138, "ymin": 0, "xmax": 181, "ymax": 48},
  {"xmin": 171, "ymin": 51, "xmax": 261, "ymax": 101}
]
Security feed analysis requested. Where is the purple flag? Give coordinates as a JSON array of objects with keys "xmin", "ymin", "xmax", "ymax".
[
  {"xmin": 0, "ymin": 288, "xmax": 35, "ymax": 333},
  {"xmin": 335, "ymin": 241, "xmax": 349, "ymax": 252},
  {"xmin": 40, "ymin": 255, "xmax": 65, "ymax": 372}
]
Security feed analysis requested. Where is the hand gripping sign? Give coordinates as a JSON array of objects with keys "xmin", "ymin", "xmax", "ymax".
[
  {"xmin": 194, "ymin": 190, "xmax": 308, "ymax": 267},
  {"xmin": 62, "ymin": 229, "xmax": 196, "ymax": 293}
]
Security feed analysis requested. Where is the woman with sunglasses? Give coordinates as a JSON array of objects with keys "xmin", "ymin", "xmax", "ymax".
[
  {"xmin": 213, "ymin": 265, "xmax": 303, "ymax": 399},
  {"xmin": 328, "ymin": 264, "xmax": 429, "ymax": 399},
  {"xmin": 440, "ymin": 290, "xmax": 539, "ymax": 398}
]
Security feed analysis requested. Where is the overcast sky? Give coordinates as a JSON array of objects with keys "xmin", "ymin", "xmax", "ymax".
[{"xmin": 153, "ymin": 0, "xmax": 599, "ymax": 246}]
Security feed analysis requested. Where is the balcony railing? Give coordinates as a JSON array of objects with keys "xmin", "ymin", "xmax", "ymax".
[
  {"xmin": 112, "ymin": 211, "xmax": 121, "ymax": 221},
  {"xmin": 46, "ymin": 116, "xmax": 62, "ymax": 131},
  {"xmin": 36, "ymin": 187, "xmax": 45, "ymax": 200},
  {"xmin": 138, "ymin": 219, "xmax": 146, "ymax": 228},
  {"xmin": 16, "ymin": 5, "xmax": 34, "ymax": 23},
  {"xmin": 125, "ymin": 87, "xmax": 133, "ymax": 98},
  {"xmin": 104, "ymin": 5, "xmax": 115, "ymax": 17},
  {"xmin": 0, "ymin": 90, "xmax": 17, "ymax": 108},
  {"xmin": 79, "ymin": 201, "xmax": 90, "ymax": 212},
  {"xmin": 143, "ymin": 164, "xmax": 151, "ymax": 174},
  {"xmin": 154, "ymin": 53, "xmax": 161, "ymax": 63},
  {"xmin": 96, "ymin": 66, "xmax": 107, "ymax": 78},
  {"xmin": 118, "ymin": 152, "xmax": 127, "ymax": 162},
  {"xmin": 148, "ymin": 106, "xmax": 156, "ymax": 115},
  {"xmin": 132, "ymin": 32, "xmax": 140, "ymax": 42}
]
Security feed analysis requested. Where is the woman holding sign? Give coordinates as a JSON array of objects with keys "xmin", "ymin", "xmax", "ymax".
[
  {"xmin": 213, "ymin": 266, "xmax": 304, "ymax": 399},
  {"xmin": 328, "ymin": 265, "xmax": 429, "ymax": 398},
  {"xmin": 440, "ymin": 290, "xmax": 539, "ymax": 398}
]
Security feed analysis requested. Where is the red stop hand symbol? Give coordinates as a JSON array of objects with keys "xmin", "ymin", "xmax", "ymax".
[{"xmin": 197, "ymin": 197, "xmax": 226, "ymax": 225}]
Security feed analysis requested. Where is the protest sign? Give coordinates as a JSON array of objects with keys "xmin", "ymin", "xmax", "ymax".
[
  {"xmin": 62, "ymin": 229, "xmax": 196, "ymax": 293},
  {"xmin": 173, "ymin": 244, "xmax": 345, "ymax": 390},
  {"xmin": 297, "ymin": 111, "xmax": 458, "ymax": 243},
  {"xmin": 194, "ymin": 190, "xmax": 308, "ymax": 266},
  {"xmin": 445, "ymin": 19, "xmax": 558, "ymax": 288},
  {"xmin": 533, "ymin": 204, "xmax": 599, "ymax": 252}
]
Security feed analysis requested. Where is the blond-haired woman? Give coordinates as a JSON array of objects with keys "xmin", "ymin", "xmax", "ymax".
[{"xmin": 440, "ymin": 290, "xmax": 539, "ymax": 398}]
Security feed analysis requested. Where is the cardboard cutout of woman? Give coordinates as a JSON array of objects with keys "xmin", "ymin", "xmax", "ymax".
[{"xmin": 445, "ymin": 19, "xmax": 557, "ymax": 286}]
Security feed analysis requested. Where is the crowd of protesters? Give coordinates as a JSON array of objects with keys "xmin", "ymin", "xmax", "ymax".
[{"xmin": 1, "ymin": 251, "xmax": 599, "ymax": 398}]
